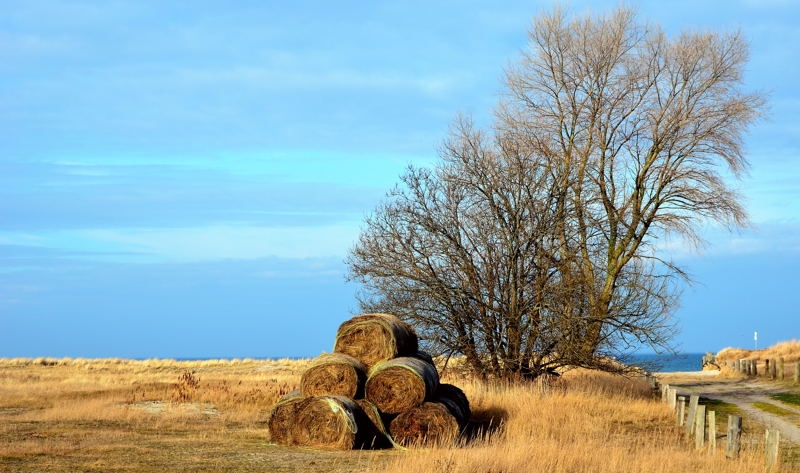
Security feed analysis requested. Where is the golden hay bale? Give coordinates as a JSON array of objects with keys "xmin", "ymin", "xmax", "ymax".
[
  {"xmin": 288, "ymin": 396, "xmax": 381, "ymax": 450},
  {"xmin": 334, "ymin": 313, "xmax": 418, "ymax": 367},
  {"xmin": 389, "ymin": 402, "xmax": 460, "ymax": 447},
  {"xmin": 365, "ymin": 357, "xmax": 439, "ymax": 414},
  {"xmin": 434, "ymin": 383, "xmax": 471, "ymax": 427},
  {"xmin": 300, "ymin": 353, "xmax": 367, "ymax": 398},
  {"xmin": 266, "ymin": 390, "xmax": 304, "ymax": 445}
]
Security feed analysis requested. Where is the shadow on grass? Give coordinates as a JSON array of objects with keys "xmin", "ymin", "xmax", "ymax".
[{"xmin": 462, "ymin": 405, "xmax": 508, "ymax": 444}]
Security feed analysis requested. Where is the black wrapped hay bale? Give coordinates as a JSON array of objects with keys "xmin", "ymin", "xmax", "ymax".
[{"xmin": 435, "ymin": 383, "xmax": 471, "ymax": 427}]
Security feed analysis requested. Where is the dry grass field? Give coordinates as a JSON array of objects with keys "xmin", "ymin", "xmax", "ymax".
[
  {"xmin": 0, "ymin": 356, "xmax": 796, "ymax": 473},
  {"xmin": 717, "ymin": 339, "xmax": 800, "ymax": 365}
]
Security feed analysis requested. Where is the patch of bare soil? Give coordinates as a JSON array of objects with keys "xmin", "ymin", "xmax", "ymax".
[{"xmin": 657, "ymin": 371, "xmax": 800, "ymax": 444}]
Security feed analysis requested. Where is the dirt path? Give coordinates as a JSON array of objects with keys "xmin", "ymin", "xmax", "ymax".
[{"xmin": 657, "ymin": 371, "xmax": 800, "ymax": 445}]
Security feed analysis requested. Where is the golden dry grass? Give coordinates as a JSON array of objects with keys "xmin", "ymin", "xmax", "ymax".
[
  {"xmin": 369, "ymin": 370, "xmax": 793, "ymax": 473},
  {"xmin": 717, "ymin": 339, "xmax": 800, "ymax": 364},
  {"xmin": 0, "ymin": 357, "xmax": 796, "ymax": 472},
  {"xmin": 715, "ymin": 340, "xmax": 800, "ymax": 380}
]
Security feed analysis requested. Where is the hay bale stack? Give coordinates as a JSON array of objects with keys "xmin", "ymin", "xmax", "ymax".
[
  {"xmin": 300, "ymin": 353, "xmax": 366, "ymax": 398},
  {"xmin": 389, "ymin": 402, "xmax": 460, "ymax": 447},
  {"xmin": 265, "ymin": 313, "xmax": 472, "ymax": 450},
  {"xmin": 286, "ymin": 396, "xmax": 382, "ymax": 450},
  {"xmin": 365, "ymin": 356, "xmax": 439, "ymax": 414},
  {"xmin": 334, "ymin": 313, "xmax": 418, "ymax": 368},
  {"xmin": 266, "ymin": 390, "xmax": 304, "ymax": 445}
]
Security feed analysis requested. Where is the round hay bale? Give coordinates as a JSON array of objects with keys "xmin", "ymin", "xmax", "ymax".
[
  {"xmin": 300, "ymin": 353, "xmax": 367, "ymax": 398},
  {"xmin": 334, "ymin": 313, "xmax": 418, "ymax": 367},
  {"xmin": 365, "ymin": 357, "xmax": 439, "ymax": 414},
  {"xmin": 434, "ymin": 383, "xmax": 471, "ymax": 427},
  {"xmin": 288, "ymin": 396, "xmax": 385, "ymax": 450},
  {"xmin": 266, "ymin": 391, "xmax": 304, "ymax": 445},
  {"xmin": 389, "ymin": 402, "xmax": 460, "ymax": 447}
]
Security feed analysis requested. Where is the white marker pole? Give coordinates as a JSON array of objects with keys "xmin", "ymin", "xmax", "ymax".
[{"xmin": 754, "ymin": 331, "xmax": 758, "ymax": 350}]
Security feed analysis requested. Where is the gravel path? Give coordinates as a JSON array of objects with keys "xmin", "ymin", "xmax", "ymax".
[{"xmin": 657, "ymin": 372, "xmax": 800, "ymax": 445}]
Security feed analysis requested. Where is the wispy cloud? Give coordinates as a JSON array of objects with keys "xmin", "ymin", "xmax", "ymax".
[
  {"xmin": 0, "ymin": 150, "xmax": 418, "ymax": 232},
  {"xmin": 1, "ymin": 222, "xmax": 361, "ymax": 263},
  {"xmin": 663, "ymin": 220, "xmax": 800, "ymax": 262},
  {"xmin": 70, "ymin": 224, "xmax": 361, "ymax": 261}
]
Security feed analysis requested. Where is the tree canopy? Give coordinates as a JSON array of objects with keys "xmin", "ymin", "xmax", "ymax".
[{"xmin": 347, "ymin": 7, "xmax": 766, "ymax": 379}]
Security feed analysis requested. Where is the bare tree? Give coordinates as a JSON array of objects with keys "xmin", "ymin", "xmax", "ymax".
[
  {"xmin": 499, "ymin": 7, "xmax": 765, "ymax": 359},
  {"xmin": 347, "ymin": 7, "xmax": 765, "ymax": 379},
  {"xmin": 348, "ymin": 117, "xmax": 579, "ymax": 378}
]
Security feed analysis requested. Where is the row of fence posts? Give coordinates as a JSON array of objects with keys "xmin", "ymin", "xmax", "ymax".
[
  {"xmin": 657, "ymin": 380, "xmax": 781, "ymax": 470},
  {"xmin": 723, "ymin": 358, "xmax": 800, "ymax": 383}
]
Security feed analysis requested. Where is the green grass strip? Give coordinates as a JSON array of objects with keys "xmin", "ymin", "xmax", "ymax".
[
  {"xmin": 699, "ymin": 396, "xmax": 738, "ymax": 410},
  {"xmin": 769, "ymin": 392, "xmax": 800, "ymax": 407},
  {"xmin": 753, "ymin": 401, "xmax": 794, "ymax": 417},
  {"xmin": 699, "ymin": 396, "xmax": 742, "ymax": 418}
]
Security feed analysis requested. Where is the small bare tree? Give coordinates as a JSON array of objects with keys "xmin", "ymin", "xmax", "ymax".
[{"xmin": 347, "ymin": 7, "xmax": 765, "ymax": 379}]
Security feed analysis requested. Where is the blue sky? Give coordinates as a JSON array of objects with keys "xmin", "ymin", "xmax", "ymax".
[{"xmin": 1, "ymin": 0, "xmax": 798, "ymax": 359}]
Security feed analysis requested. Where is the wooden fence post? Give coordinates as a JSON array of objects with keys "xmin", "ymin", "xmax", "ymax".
[
  {"xmin": 695, "ymin": 405, "xmax": 706, "ymax": 449},
  {"xmin": 766, "ymin": 429, "xmax": 780, "ymax": 469},
  {"xmin": 676, "ymin": 396, "xmax": 686, "ymax": 426},
  {"xmin": 646, "ymin": 374, "xmax": 657, "ymax": 390},
  {"xmin": 778, "ymin": 358, "xmax": 785, "ymax": 381},
  {"xmin": 685, "ymin": 395, "xmax": 699, "ymax": 435},
  {"xmin": 708, "ymin": 410, "xmax": 716, "ymax": 454},
  {"xmin": 661, "ymin": 383, "xmax": 669, "ymax": 402},
  {"xmin": 794, "ymin": 362, "xmax": 799, "ymax": 384},
  {"xmin": 765, "ymin": 358, "xmax": 770, "ymax": 377},
  {"xmin": 770, "ymin": 359, "xmax": 777, "ymax": 379},
  {"xmin": 753, "ymin": 359, "xmax": 758, "ymax": 376},
  {"xmin": 726, "ymin": 415, "xmax": 742, "ymax": 459},
  {"xmin": 668, "ymin": 387, "xmax": 677, "ymax": 410}
]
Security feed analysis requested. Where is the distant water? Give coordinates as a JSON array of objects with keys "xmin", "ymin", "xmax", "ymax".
[
  {"xmin": 170, "ymin": 354, "xmax": 707, "ymax": 372},
  {"xmin": 627, "ymin": 352, "xmax": 706, "ymax": 373}
]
